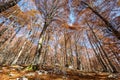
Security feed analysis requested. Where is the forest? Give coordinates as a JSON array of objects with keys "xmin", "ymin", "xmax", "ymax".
[{"xmin": 0, "ymin": 0, "xmax": 120, "ymax": 80}]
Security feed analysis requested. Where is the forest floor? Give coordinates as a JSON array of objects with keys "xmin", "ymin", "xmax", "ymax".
[{"xmin": 0, "ymin": 65, "xmax": 120, "ymax": 80}]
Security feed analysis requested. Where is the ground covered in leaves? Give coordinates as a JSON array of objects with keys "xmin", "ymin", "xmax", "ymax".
[{"xmin": 0, "ymin": 65, "xmax": 120, "ymax": 80}]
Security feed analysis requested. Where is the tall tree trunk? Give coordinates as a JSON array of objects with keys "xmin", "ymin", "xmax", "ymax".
[
  {"xmin": 75, "ymin": 42, "xmax": 81, "ymax": 70},
  {"xmin": 42, "ymin": 33, "xmax": 50, "ymax": 66},
  {"xmin": 87, "ymin": 32, "xmax": 108, "ymax": 72},
  {"xmin": 64, "ymin": 31, "xmax": 68, "ymax": 67},
  {"xmin": 33, "ymin": 22, "xmax": 48, "ymax": 64},
  {"xmin": 87, "ymin": 22, "xmax": 118, "ymax": 73},
  {"xmin": 12, "ymin": 40, "xmax": 27, "ymax": 64},
  {"xmin": 84, "ymin": 41, "xmax": 92, "ymax": 72},
  {"xmin": 0, "ymin": 0, "xmax": 21, "ymax": 13},
  {"xmin": 33, "ymin": 35, "xmax": 44, "ymax": 64},
  {"xmin": 109, "ymin": 47, "xmax": 120, "ymax": 64},
  {"xmin": 69, "ymin": 38, "xmax": 74, "ymax": 66},
  {"xmin": 11, "ymin": 25, "xmax": 33, "ymax": 64},
  {"xmin": 81, "ymin": 1, "xmax": 120, "ymax": 40},
  {"xmin": 74, "ymin": 33, "xmax": 81, "ymax": 70}
]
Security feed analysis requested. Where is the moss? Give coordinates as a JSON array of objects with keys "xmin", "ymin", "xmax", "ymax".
[{"xmin": 25, "ymin": 64, "xmax": 39, "ymax": 71}]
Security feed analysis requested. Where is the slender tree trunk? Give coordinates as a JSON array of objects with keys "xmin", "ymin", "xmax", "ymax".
[
  {"xmin": 87, "ymin": 32, "xmax": 108, "ymax": 72},
  {"xmin": 75, "ymin": 43, "xmax": 81, "ymax": 70},
  {"xmin": 81, "ymin": 1, "xmax": 120, "ymax": 40},
  {"xmin": 63, "ymin": 30, "xmax": 69, "ymax": 67},
  {"xmin": 11, "ymin": 23, "xmax": 34, "ymax": 64},
  {"xmin": 84, "ymin": 41, "xmax": 92, "ymax": 72},
  {"xmin": 87, "ymin": 22, "xmax": 118, "ymax": 72},
  {"xmin": 109, "ymin": 47, "xmax": 120, "ymax": 64},
  {"xmin": 12, "ymin": 40, "xmax": 27, "ymax": 64},
  {"xmin": 69, "ymin": 38, "xmax": 74, "ymax": 66},
  {"xmin": 33, "ymin": 22, "xmax": 48, "ymax": 64},
  {"xmin": 42, "ymin": 33, "xmax": 50, "ymax": 66}
]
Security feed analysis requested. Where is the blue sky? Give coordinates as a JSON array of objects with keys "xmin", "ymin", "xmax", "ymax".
[
  {"xmin": 18, "ymin": 0, "xmax": 37, "ymax": 12},
  {"xmin": 68, "ymin": 0, "xmax": 76, "ymax": 25}
]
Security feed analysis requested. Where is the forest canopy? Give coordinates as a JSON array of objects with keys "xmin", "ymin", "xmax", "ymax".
[{"xmin": 0, "ymin": 0, "xmax": 120, "ymax": 75}]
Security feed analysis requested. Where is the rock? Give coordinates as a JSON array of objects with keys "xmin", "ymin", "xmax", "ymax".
[
  {"xmin": 68, "ymin": 66, "xmax": 74, "ymax": 69},
  {"xmin": 44, "ymin": 71, "xmax": 48, "ymax": 74},
  {"xmin": 108, "ymin": 74, "xmax": 117, "ymax": 78},
  {"xmin": 22, "ymin": 77, "xmax": 28, "ymax": 80},
  {"xmin": 36, "ymin": 71, "xmax": 43, "ymax": 75},
  {"xmin": 36, "ymin": 70, "xmax": 48, "ymax": 75},
  {"xmin": 19, "ymin": 77, "xmax": 28, "ymax": 80},
  {"xmin": 55, "ymin": 63, "xmax": 60, "ymax": 66}
]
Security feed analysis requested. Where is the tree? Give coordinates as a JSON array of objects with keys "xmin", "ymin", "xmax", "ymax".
[
  {"xmin": 81, "ymin": 1, "xmax": 120, "ymax": 40},
  {"xmin": 33, "ymin": 0, "xmax": 66, "ymax": 65},
  {"xmin": 0, "ymin": 0, "xmax": 21, "ymax": 13}
]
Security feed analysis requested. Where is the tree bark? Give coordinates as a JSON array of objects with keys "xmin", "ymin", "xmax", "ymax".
[
  {"xmin": 81, "ymin": 1, "xmax": 120, "ymax": 40},
  {"xmin": 0, "ymin": 0, "xmax": 21, "ymax": 13},
  {"xmin": 87, "ymin": 22, "xmax": 118, "ymax": 73},
  {"xmin": 87, "ymin": 32, "xmax": 108, "ymax": 72}
]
